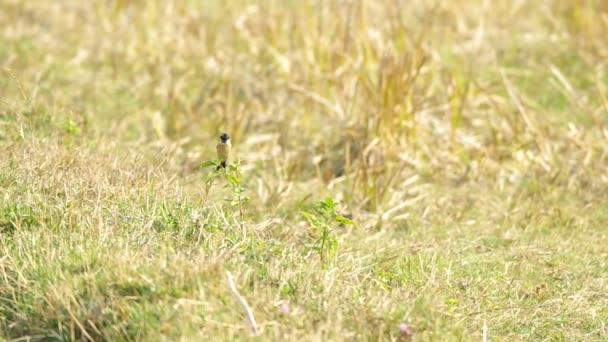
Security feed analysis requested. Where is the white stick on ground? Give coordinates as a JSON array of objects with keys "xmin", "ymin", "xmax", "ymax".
[{"xmin": 225, "ymin": 271, "xmax": 259, "ymax": 336}]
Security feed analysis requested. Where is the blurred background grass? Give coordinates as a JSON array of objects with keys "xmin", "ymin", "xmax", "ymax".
[{"xmin": 1, "ymin": 0, "xmax": 607, "ymax": 340}]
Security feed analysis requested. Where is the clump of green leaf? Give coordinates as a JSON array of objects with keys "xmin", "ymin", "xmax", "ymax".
[
  {"xmin": 201, "ymin": 159, "xmax": 249, "ymax": 222},
  {"xmin": 0, "ymin": 203, "xmax": 37, "ymax": 234},
  {"xmin": 301, "ymin": 197, "xmax": 353, "ymax": 266}
]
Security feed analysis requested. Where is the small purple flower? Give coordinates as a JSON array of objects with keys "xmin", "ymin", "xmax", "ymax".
[
  {"xmin": 278, "ymin": 303, "xmax": 289, "ymax": 314},
  {"xmin": 399, "ymin": 323, "xmax": 412, "ymax": 336}
]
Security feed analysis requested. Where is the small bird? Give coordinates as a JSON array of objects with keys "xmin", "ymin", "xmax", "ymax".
[{"xmin": 216, "ymin": 132, "xmax": 231, "ymax": 170}]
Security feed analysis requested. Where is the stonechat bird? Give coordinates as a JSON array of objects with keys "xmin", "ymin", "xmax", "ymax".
[{"xmin": 216, "ymin": 132, "xmax": 231, "ymax": 170}]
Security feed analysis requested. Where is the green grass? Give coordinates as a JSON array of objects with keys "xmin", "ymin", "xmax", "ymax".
[{"xmin": 1, "ymin": 0, "xmax": 608, "ymax": 340}]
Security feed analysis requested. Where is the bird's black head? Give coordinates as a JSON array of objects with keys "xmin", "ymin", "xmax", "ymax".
[{"xmin": 220, "ymin": 132, "xmax": 230, "ymax": 142}]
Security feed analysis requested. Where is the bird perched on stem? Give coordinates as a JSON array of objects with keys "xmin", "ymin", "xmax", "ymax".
[{"xmin": 216, "ymin": 132, "xmax": 231, "ymax": 170}]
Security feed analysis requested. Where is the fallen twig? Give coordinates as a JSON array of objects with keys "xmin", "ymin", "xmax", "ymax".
[{"xmin": 225, "ymin": 271, "xmax": 259, "ymax": 336}]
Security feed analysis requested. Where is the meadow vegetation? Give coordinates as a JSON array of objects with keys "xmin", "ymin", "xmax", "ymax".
[{"xmin": 1, "ymin": 0, "xmax": 607, "ymax": 340}]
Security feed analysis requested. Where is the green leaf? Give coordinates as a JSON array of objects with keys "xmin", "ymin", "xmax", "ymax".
[
  {"xmin": 335, "ymin": 215, "xmax": 354, "ymax": 225},
  {"xmin": 301, "ymin": 211, "xmax": 323, "ymax": 227},
  {"xmin": 301, "ymin": 211, "xmax": 314, "ymax": 223},
  {"xmin": 316, "ymin": 200, "xmax": 330, "ymax": 211},
  {"xmin": 225, "ymin": 173, "xmax": 239, "ymax": 185},
  {"xmin": 200, "ymin": 160, "xmax": 217, "ymax": 169}
]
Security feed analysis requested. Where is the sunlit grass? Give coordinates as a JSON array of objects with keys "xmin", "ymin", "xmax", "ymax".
[{"xmin": 1, "ymin": 0, "xmax": 607, "ymax": 340}]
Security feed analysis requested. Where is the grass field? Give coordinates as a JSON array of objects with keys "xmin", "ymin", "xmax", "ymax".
[{"xmin": 1, "ymin": 0, "xmax": 608, "ymax": 340}]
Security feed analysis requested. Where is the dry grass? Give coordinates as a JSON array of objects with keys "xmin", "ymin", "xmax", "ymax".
[{"xmin": 1, "ymin": 0, "xmax": 608, "ymax": 340}]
